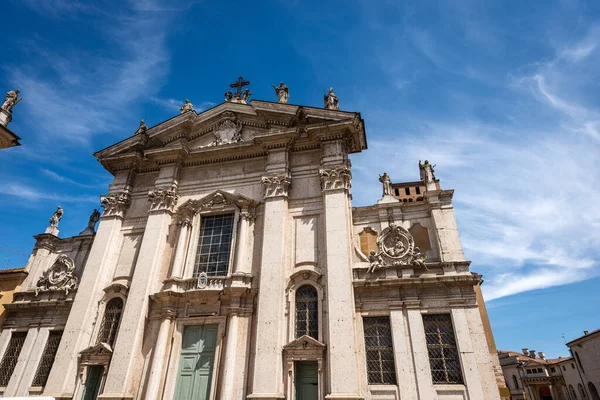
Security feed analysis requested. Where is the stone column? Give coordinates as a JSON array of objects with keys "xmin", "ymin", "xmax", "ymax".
[
  {"xmin": 233, "ymin": 210, "xmax": 251, "ymax": 275},
  {"xmin": 16, "ymin": 327, "xmax": 50, "ymax": 396},
  {"xmin": 247, "ymin": 168, "xmax": 291, "ymax": 400},
  {"xmin": 319, "ymin": 163, "xmax": 362, "ymax": 399},
  {"xmin": 170, "ymin": 218, "xmax": 192, "ymax": 278},
  {"xmin": 44, "ymin": 188, "xmax": 131, "ymax": 398},
  {"xmin": 101, "ymin": 173, "xmax": 179, "ymax": 400},
  {"xmin": 405, "ymin": 303, "xmax": 437, "ymax": 400},
  {"xmin": 220, "ymin": 310, "xmax": 252, "ymax": 399},
  {"xmin": 144, "ymin": 311, "xmax": 175, "ymax": 400},
  {"xmin": 451, "ymin": 307, "xmax": 485, "ymax": 399},
  {"xmin": 389, "ymin": 307, "xmax": 418, "ymax": 400}
]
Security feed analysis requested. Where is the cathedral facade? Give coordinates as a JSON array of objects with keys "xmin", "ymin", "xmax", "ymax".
[{"xmin": 0, "ymin": 84, "xmax": 505, "ymax": 400}]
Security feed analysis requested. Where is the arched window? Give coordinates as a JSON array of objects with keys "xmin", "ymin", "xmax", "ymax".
[
  {"xmin": 97, "ymin": 298, "xmax": 124, "ymax": 347},
  {"xmin": 570, "ymin": 385, "xmax": 578, "ymax": 399},
  {"xmin": 588, "ymin": 382, "xmax": 600, "ymax": 400},
  {"xmin": 295, "ymin": 285, "xmax": 318, "ymax": 339},
  {"xmin": 576, "ymin": 352, "xmax": 585, "ymax": 373},
  {"xmin": 579, "ymin": 383, "xmax": 587, "ymax": 399},
  {"xmin": 512, "ymin": 375, "xmax": 519, "ymax": 389}
]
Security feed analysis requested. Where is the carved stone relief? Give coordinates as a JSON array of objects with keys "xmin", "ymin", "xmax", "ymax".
[
  {"xmin": 148, "ymin": 185, "xmax": 179, "ymax": 212},
  {"xmin": 262, "ymin": 173, "xmax": 291, "ymax": 198},
  {"xmin": 100, "ymin": 191, "xmax": 131, "ymax": 217},
  {"xmin": 367, "ymin": 223, "xmax": 428, "ymax": 273},
  {"xmin": 319, "ymin": 165, "xmax": 351, "ymax": 191},
  {"xmin": 36, "ymin": 254, "xmax": 78, "ymax": 295},
  {"xmin": 208, "ymin": 111, "xmax": 243, "ymax": 147}
]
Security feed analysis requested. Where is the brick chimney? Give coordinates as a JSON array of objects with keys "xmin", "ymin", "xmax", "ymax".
[
  {"xmin": 539, "ymin": 352, "xmax": 546, "ymax": 360},
  {"xmin": 529, "ymin": 350, "xmax": 537, "ymax": 358},
  {"xmin": 584, "ymin": 330, "xmax": 589, "ymax": 335}
]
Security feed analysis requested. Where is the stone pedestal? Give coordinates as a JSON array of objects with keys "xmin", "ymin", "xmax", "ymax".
[
  {"xmin": 44, "ymin": 226, "xmax": 59, "ymax": 236},
  {"xmin": 0, "ymin": 109, "xmax": 12, "ymax": 127}
]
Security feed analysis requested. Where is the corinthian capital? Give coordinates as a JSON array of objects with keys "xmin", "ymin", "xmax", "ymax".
[
  {"xmin": 148, "ymin": 185, "xmax": 179, "ymax": 212},
  {"xmin": 100, "ymin": 191, "xmax": 131, "ymax": 218},
  {"xmin": 319, "ymin": 164, "xmax": 352, "ymax": 191},
  {"xmin": 261, "ymin": 173, "xmax": 291, "ymax": 198}
]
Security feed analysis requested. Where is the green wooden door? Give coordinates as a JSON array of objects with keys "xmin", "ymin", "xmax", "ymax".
[
  {"xmin": 295, "ymin": 361, "xmax": 318, "ymax": 400},
  {"xmin": 82, "ymin": 365, "xmax": 103, "ymax": 400},
  {"xmin": 174, "ymin": 325, "xmax": 217, "ymax": 400}
]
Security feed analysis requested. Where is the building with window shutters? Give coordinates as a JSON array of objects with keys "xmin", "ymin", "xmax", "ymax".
[{"xmin": 0, "ymin": 83, "xmax": 507, "ymax": 400}]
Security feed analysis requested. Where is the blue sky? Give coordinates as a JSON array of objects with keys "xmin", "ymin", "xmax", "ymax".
[{"xmin": 1, "ymin": 0, "xmax": 599, "ymax": 358}]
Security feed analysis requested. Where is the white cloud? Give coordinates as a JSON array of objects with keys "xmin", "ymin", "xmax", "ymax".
[{"xmin": 0, "ymin": 183, "xmax": 98, "ymax": 203}]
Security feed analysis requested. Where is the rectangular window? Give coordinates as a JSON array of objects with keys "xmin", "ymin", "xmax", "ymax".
[
  {"xmin": 415, "ymin": 186, "xmax": 421, "ymax": 194},
  {"xmin": 194, "ymin": 214, "xmax": 235, "ymax": 277},
  {"xmin": 363, "ymin": 317, "xmax": 396, "ymax": 385},
  {"xmin": 404, "ymin": 187, "xmax": 411, "ymax": 195},
  {"xmin": 562, "ymin": 366, "xmax": 566, "ymax": 371},
  {"xmin": 394, "ymin": 188, "xmax": 400, "ymax": 196},
  {"xmin": 0, "ymin": 331, "xmax": 27, "ymax": 386},
  {"xmin": 423, "ymin": 314, "xmax": 463, "ymax": 384},
  {"xmin": 550, "ymin": 367, "xmax": 556, "ymax": 373},
  {"xmin": 32, "ymin": 331, "xmax": 63, "ymax": 387}
]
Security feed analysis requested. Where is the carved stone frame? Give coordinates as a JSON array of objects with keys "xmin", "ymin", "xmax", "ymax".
[
  {"xmin": 286, "ymin": 269, "xmax": 324, "ymax": 343},
  {"xmin": 283, "ymin": 335, "xmax": 326, "ymax": 400}
]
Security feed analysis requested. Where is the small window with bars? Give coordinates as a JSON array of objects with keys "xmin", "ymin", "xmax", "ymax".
[
  {"xmin": 32, "ymin": 331, "xmax": 63, "ymax": 387},
  {"xmin": 295, "ymin": 285, "xmax": 318, "ymax": 339},
  {"xmin": 0, "ymin": 331, "xmax": 27, "ymax": 386},
  {"xmin": 97, "ymin": 297, "xmax": 124, "ymax": 347},
  {"xmin": 423, "ymin": 314, "xmax": 463, "ymax": 384},
  {"xmin": 193, "ymin": 214, "xmax": 235, "ymax": 277},
  {"xmin": 363, "ymin": 317, "xmax": 397, "ymax": 385}
]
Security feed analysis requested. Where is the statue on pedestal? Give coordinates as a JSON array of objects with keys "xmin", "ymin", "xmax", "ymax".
[
  {"xmin": 79, "ymin": 209, "xmax": 101, "ymax": 236},
  {"xmin": 1, "ymin": 89, "xmax": 22, "ymax": 113},
  {"xmin": 419, "ymin": 160, "xmax": 436, "ymax": 183},
  {"xmin": 324, "ymin": 87, "xmax": 339, "ymax": 110},
  {"xmin": 379, "ymin": 172, "xmax": 392, "ymax": 196},
  {"xmin": 224, "ymin": 91, "xmax": 233, "ymax": 102},
  {"xmin": 272, "ymin": 82, "xmax": 289, "ymax": 104},
  {"xmin": 49, "ymin": 206, "xmax": 63, "ymax": 228},
  {"xmin": 180, "ymin": 99, "xmax": 194, "ymax": 114}
]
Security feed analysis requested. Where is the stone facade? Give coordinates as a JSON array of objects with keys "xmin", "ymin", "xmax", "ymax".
[
  {"xmin": 0, "ymin": 96, "xmax": 504, "ymax": 400},
  {"xmin": 566, "ymin": 330, "xmax": 600, "ymax": 400}
]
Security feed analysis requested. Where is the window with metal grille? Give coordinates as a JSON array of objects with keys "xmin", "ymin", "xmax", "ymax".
[
  {"xmin": 32, "ymin": 331, "xmax": 63, "ymax": 387},
  {"xmin": 0, "ymin": 331, "xmax": 27, "ymax": 386},
  {"xmin": 97, "ymin": 298, "xmax": 124, "ymax": 347},
  {"xmin": 193, "ymin": 214, "xmax": 235, "ymax": 277},
  {"xmin": 295, "ymin": 285, "xmax": 318, "ymax": 339},
  {"xmin": 363, "ymin": 317, "xmax": 396, "ymax": 385},
  {"xmin": 423, "ymin": 314, "xmax": 463, "ymax": 384}
]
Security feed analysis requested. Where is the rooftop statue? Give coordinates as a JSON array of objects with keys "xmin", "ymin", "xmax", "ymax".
[
  {"xmin": 180, "ymin": 99, "xmax": 194, "ymax": 114},
  {"xmin": 419, "ymin": 160, "xmax": 436, "ymax": 183},
  {"xmin": 1, "ymin": 89, "xmax": 22, "ymax": 113},
  {"xmin": 134, "ymin": 119, "xmax": 148, "ymax": 135},
  {"xmin": 224, "ymin": 91, "xmax": 233, "ymax": 102},
  {"xmin": 80, "ymin": 209, "xmax": 101, "ymax": 236},
  {"xmin": 324, "ymin": 87, "xmax": 339, "ymax": 110},
  {"xmin": 378, "ymin": 172, "xmax": 392, "ymax": 196},
  {"xmin": 272, "ymin": 82, "xmax": 289, "ymax": 104},
  {"xmin": 49, "ymin": 206, "xmax": 64, "ymax": 228}
]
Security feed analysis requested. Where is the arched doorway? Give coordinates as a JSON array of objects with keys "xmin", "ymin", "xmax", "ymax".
[
  {"xmin": 539, "ymin": 386, "xmax": 553, "ymax": 400},
  {"xmin": 589, "ymin": 382, "xmax": 600, "ymax": 400}
]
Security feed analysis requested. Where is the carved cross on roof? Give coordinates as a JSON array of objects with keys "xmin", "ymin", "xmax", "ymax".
[{"xmin": 229, "ymin": 76, "xmax": 250, "ymax": 96}]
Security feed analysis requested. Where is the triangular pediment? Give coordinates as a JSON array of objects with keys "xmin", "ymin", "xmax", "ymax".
[
  {"xmin": 95, "ymin": 99, "xmax": 366, "ymax": 175},
  {"xmin": 283, "ymin": 335, "xmax": 326, "ymax": 350},
  {"xmin": 80, "ymin": 342, "xmax": 113, "ymax": 356},
  {"xmin": 177, "ymin": 190, "xmax": 258, "ymax": 217}
]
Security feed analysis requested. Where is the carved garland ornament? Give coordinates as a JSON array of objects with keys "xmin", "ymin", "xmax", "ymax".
[
  {"xmin": 367, "ymin": 223, "xmax": 427, "ymax": 273},
  {"xmin": 36, "ymin": 254, "xmax": 78, "ymax": 295},
  {"xmin": 148, "ymin": 186, "xmax": 179, "ymax": 212},
  {"xmin": 262, "ymin": 173, "xmax": 291, "ymax": 198},
  {"xmin": 100, "ymin": 191, "xmax": 131, "ymax": 217},
  {"xmin": 319, "ymin": 165, "xmax": 351, "ymax": 191}
]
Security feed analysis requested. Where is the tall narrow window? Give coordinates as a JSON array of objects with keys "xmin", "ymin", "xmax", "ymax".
[
  {"xmin": 295, "ymin": 285, "xmax": 318, "ymax": 339},
  {"xmin": 363, "ymin": 317, "xmax": 396, "ymax": 385},
  {"xmin": 97, "ymin": 298, "xmax": 124, "ymax": 347},
  {"xmin": 0, "ymin": 331, "xmax": 27, "ymax": 386},
  {"xmin": 32, "ymin": 330, "xmax": 63, "ymax": 387},
  {"xmin": 404, "ymin": 187, "xmax": 411, "ymax": 195},
  {"xmin": 423, "ymin": 314, "xmax": 463, "ymax": 384},
  {"xmin": 194, "ymin": 214, "xmax": 235, "ymax": 277},
  {"xmin": 570, "ymin": 384, "xmax": 578, "ymax": 399},
  {"xmin": 575, "ymin": 352, "xmax": 585, "ymax": 373},
  {"xmin": 512, "ymin": 375, "xmax": 519, "ymax": 389}
]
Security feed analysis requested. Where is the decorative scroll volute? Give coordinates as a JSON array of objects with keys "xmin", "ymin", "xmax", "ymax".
[
  {"xmin": 148, "ymin": 185, "xmax": 179, "ymax": 212},
  {"xmin": 35, "ymin": 254, "xmax": 78, "ymax": 295},
  {"xmin": 261, "ymin": 173, "xmax": 291, "ymax": 198},
  {"xmin": 319, "ymin": 164, "xmax": 351, "ymax": 191},
  {"xmin": 100, "ymin": 191, "xmax": 131, "ymax": 217}
]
